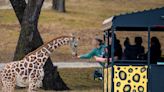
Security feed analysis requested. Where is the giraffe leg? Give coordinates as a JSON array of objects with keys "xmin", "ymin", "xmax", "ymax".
[
  {"xmin": 7, "ymin": 83, "xmax": 15, "ymax": 92},
  {"xmin": 1, "ymin": 82, "xmax": 5, "ymax": 92},
  {"xmin": 28, "ymin": 69, "xmax": 44, "ymax": 92},
  {"xmin": 1, "ymin": 86, "xmax": 6, "ymax": 92},
  {"xmin": 1, "ymin": 76, "xmax": 7, "ymax": 92},
  {"xmin": 1, "ymin": 81, "xmax": 5, "ymax": 92},
  {"xmin": 28, "ymin": 80, "xmax": 37, "ymax": 92},
  {"xmin": 2, "ymin": 81, "xmax": 15, "ymax": 92},
  {"xmin": 1, "ymin": 87, "xmax": 5, "ymax": 92},
  {"xmin": 0, "ymin": 71, "xmax": 2, "ymax": 88},
  {"xmin": 0, "ymin": 72, "xmax": 5, "ymax": 92},
  {"xmin": 28, "ymin": 78, "xmax": 39, "ymax": 92},
  {"xmin": 0, "ymin": 79, "xmax": 2, "ymax": 91},
  {"xmin": 0, "ymin": 80, "xmax": 6, "ymax": 92},
  {"xmin": 1, "ymin": 74, "xmax": 16, "ymax": 92}
]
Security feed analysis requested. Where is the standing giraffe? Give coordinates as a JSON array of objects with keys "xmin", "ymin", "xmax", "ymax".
[{"xmin": 0, "ymin": 36, "xmax": 79, "ymax": 92}]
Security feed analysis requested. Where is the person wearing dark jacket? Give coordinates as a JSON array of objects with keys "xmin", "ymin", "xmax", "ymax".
[
  {"xmin": 124, "ymin": 37, "xmax": 145, "ymax": 60},
  {"xmin": 149, "ymin": 37, "xmax": 161, "ymax": 64}
]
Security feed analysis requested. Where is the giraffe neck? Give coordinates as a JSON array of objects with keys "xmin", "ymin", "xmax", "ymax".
[
  {"xmin": 23, "ymin": 36, "xmax": 71, "ymax": 66},
  {"xmin": 45, "ymin": 36, "xmax": 71, "ymax": 54}
]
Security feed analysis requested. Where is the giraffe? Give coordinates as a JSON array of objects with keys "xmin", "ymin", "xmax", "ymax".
[{"xmin": 0, "ymin": 35, "xmax": 79, "ymax": 92}]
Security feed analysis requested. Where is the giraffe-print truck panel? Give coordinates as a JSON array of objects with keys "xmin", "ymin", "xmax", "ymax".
[{"xmin": 113, "ymin": 65, "xmax": 148, "ymax": 92}]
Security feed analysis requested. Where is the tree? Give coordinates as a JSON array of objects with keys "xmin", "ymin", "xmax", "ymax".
[
  {"xmin": 52, "ymin": 0, "xmax": 66, "ymax": 12},
  {"xmin": 10, "ymin": 0, "xmax": 69, "ymax": 90}
]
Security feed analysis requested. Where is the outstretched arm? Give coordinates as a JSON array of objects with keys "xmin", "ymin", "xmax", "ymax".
[
  {"xmin": 77, "ymin": 49, "xmax": 96, "ymax": 59},
  {"xmin": 94, "ymin": 56, "xmax": 118, "ymax": 62},
  {"xmin": 94, "ymin": 56, "xmax": 108, "ymax": 62}
]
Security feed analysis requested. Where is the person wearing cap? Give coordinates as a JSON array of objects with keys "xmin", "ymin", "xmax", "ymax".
[
  {"xmin": 77, "ymin": 37, "xmax": 106, "ymax": 64},
  {"xmin": 77, "ymin": 36, "xmax": 106, "ymax": 80},
  {"xmin": 94, "ymin": 33, "xmax": 122, "ymax": 63}
]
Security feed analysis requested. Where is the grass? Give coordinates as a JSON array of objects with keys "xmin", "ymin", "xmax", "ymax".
[
  {"xmin": 14, "ymin": 89, "xmax": 102, "ymax": 92},
  {"xmin": 0, "ymin": 1, "xmax": 163, "ymax": 91},
  {"xmin": 0, "ymin": 0, "xmax": 164, "ymax": 62},
  {"xmin": 58, "ymin": 68, "xmax": 103, "ymax": 90},
  {"xmin": 0, "ymin": 68, "xmax": 103, "ymax": 92}
]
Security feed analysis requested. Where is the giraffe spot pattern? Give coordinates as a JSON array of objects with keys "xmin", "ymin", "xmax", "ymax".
[
  {"xmin": 24, "ymin": 62, "xmax": 28, "ymax": 67},
  {"xmin": 29, "ymin": 63, "xmax": 33, "ymax": 68},
  {"xmin": 138, "ymin": 86, "xmax": 144, "ymax": 92},
  {"xmin": 15, "ymin": 68, "xmax": 20, "ymax": 73},
  {"xmin": 123, "ymin": 84, "xmax": 131, "ymax": 92},
  {"xmin": 119, "ymin": 71, "xmax": 127, "ymax": 80},
  {"xmin": 133, "ymin": 74, "xmax": 140, "ymax": 82},
  {"xmin": 113, "ymin": 65, "xmax": 147, "ymax": 92}
]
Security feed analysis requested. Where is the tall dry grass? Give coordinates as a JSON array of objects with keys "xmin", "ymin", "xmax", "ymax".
[{"xmin": 0, "ymin": 0, "xmax": 164, "ymax": 62}]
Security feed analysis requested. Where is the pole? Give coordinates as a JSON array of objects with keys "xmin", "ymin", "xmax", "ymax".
[
  {"xmin": 148, "ymin": 27, "xmax": 151, "ymax": 69},
  {"xmin": 106, "ymin": 29, "xmax": 110, "ymax": 92},
  {"xmin": 111, "ymin": 27, "xmax": 115, "ymax": 92},
  {"xmin": 148, "ymin": 27, "xmax": 151, "ymax": 92},
  {"xmin": 104, "ymin": 31, "xmax": 106, "ymax": 44}
]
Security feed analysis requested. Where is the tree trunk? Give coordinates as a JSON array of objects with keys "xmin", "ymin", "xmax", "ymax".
[
  {"xmin": 52, "ymin": 0, "xmax": 66, "ymax": 12},
  {"xmin": 52, "ymin": 0, "xmax": 58, "ymax": 10},
  {"xmin": 10, "ymin": 0, "xmax": 69, "ymax": 90}
]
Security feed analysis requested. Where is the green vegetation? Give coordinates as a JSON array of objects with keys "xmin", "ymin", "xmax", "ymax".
[
  {"xmin": 0, "ymin": 0, "xmax": 164, "ymax": 91},
  {"xmin": 59, "ymin": 68, "xmax": 103, "ymax": 90},
  {"xmin": 0, "ymin": 0, "xmax": 164, "ymax": 62}
]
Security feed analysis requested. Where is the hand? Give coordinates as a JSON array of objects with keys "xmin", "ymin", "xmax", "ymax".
[
  {"xmin": 77, "ymin": 55, "xmax": 80, "ymax": 58},
  {"xmin": 72, "ymin": 55, "xmax": 80, "ymax": 59}
]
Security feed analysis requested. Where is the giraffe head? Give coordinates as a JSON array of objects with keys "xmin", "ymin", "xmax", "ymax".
[{"xmin": 68, "ymin": 33, "xmax": 80, "ymax": 57}]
